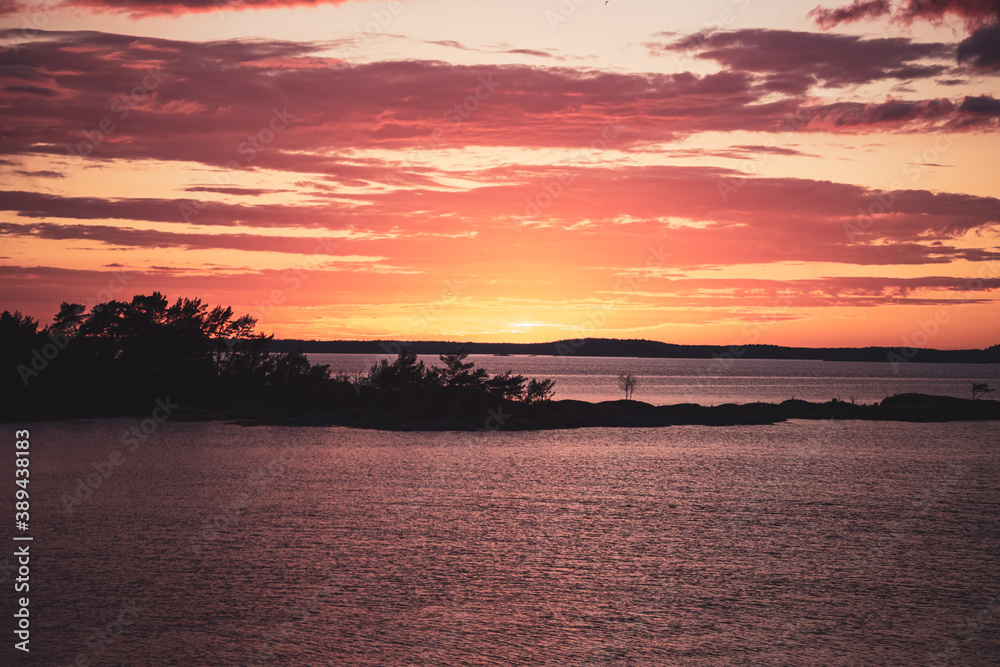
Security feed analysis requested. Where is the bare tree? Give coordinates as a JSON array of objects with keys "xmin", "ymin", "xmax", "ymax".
[
  {"xmin": 972, "ymin": 382, "xmax": 995, "ymax": 400},
  {"xmin": 617, "ymin": 372, "xmax": 639, "ymax": 400}
]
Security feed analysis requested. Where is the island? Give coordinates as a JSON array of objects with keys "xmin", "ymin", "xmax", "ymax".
[{"xmin": 2, "ymin": 294, "xmax": 998, "ymax": 428}]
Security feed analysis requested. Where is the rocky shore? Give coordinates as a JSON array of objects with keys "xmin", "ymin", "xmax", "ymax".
[{"xmin": 240, "ymin": 393, "xmax": 1000, "ymax": 430}]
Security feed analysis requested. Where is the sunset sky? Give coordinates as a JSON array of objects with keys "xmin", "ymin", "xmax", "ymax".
[{"xmin": 1, "ymin": 0, "xmax": 998, "ymax": 347}]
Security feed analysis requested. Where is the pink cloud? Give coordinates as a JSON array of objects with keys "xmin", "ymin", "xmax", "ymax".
[
  {"xmin": 57, "ymin": 0, "xmax": 367, "ymax": 17},
  {"xmin": 812, "ymin": 0, "xmax": 1000, "ymax": 29},
  {"xmin": 2, "ymin": 29, "xmax": 996, "ymax": 179}
]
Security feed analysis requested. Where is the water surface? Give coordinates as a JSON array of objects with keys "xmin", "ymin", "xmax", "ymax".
[
  {"xmin": 9, "ymin": 419, "xmax": 1000, "ymax": 665},
  {"xmin": 309, "ymin": 353, "xmax": 1000, "ymax": 405}
]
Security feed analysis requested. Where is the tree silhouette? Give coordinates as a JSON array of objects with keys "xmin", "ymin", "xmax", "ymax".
[
  {"xmin": 972, "ymin": 382, "xmax": 995, "ymax": 400},
  {"xmin": 1, "ymin": 295, "xmax": 559, "ymax": 423},
  {"xmin": 52, "ymin": 302, "xmax": 87, "ymax": 336},
  {"xmin": 524, "ymin": 378, "xmax": 556, "ymax": 404},
  {"xmin": 486, "ymin": 370, "xmax": 529, "ymax": 401},
  {"xmin": 617, "ymin": 372, "xmax": 639, "ymax": 400}
]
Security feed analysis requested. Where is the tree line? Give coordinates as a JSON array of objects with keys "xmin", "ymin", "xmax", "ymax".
[{"xmin": 0, "ymin": 293, "xmax": 554, "ymax": 422}]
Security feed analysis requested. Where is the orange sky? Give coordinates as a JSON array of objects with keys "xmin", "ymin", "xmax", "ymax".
[{"xmin": 1, "ymin": 0, "xmax": 998, "ymax": 348}]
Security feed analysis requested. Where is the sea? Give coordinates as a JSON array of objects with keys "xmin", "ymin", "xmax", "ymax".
[
  {"xmin": 309, "ymin": 353, "xmax": 1000, "ymax": 405},
  {"xmin": 4, "ymin": 357, "xmax": 999, "ymax": 665}
]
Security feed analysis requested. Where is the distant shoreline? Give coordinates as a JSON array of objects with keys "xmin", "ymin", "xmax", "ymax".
[
  {"xmin": 5, "ymin": 298, "xmax": 996, "ymax": 428},
  {"xmin": 273, "ymin": 338, "xmax": 1000, "ymax": 365}
]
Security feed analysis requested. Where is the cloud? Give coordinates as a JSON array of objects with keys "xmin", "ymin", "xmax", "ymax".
[
  {"xmin": 812, "ymin": 0, "xmax": 1000, "ymax": 71},
  {"xmin": 958, "ymin": 94, "xmax": 1000, "ymax": 115},
  {"xmin": 958, "ymin": 24, "xmax": 1000, "ymax": 70},
  {"xmin": 898, "ymin": 0, "xmax": 1000, "ymax": 26},
  {"xmin": 12, "ymin": 169, "xmax": 63, "ymax": 179},
  {"xmin": 3, "ymin": 162, "xmax": 998, "ymax": 269},
  {"xmin": 503, "ymin": 48, "xmax": 557, "ymax": 59},
  {"xmin": 727, "ymin": 145, "xmax": 819, "ymax": 158},
  {"xmin": 425, "ymin": 39, "xmax": 473, "ymax": 51},
  {"xmin": 803, "ymin": 98, "xmax": 957, "ymax": 127},
  {"xmin": 2, "ymin": 28, "xmax": 995, "ymax": 182},
  {"xmin": 4, "ymin": 85, "xmax": 58, "ymax": 96},
  {"xmin": 0, "ymin": 220, "xmax": 375, "ymax": 256},
  {"xmin": 627, "ymin": 274, "xmax": 1000, "ymax": 308},
  {"xmin": 812, "ymin": 0, "xmax": 1000, "ymax": 28},
  {"xmin": 809, "ymin": 0, "xmax": 892, "ymax": 28},
  {"xmin": 56, "ymin": 0, "xmax": 367, "ymax": 17},
  {"xmin": 183, "ymin": 186, "xmax": 290, "ymax": 196},
  {"xmin": 656, "ymin": 29, "xmax": 951, "ymax": 91},
  {"xmin": 424, "ymin": 39, "xmax": 558, "ymax": 59}
]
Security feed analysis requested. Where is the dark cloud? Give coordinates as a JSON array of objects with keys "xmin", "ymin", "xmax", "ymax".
[
  {"xmin": 4, "ymin": 85, "xmax": 57, "ymax": 96},
  {"xmin": 958, "ymin": 24, "xmax": 1000, "ymax": 70},
  {"xmin": 809, "ymin": 0, "xmax": 892, "ymax": 28},
  {"xmin": 0, "ymin": 221, "xmax": 345, "ymax": 255},
  {"xmin": 812, "ymin": 0, "xmax": 1000, "ymax": 28},
  {"xmin": 729, "ymin": 144, "xmax": 818, "ymax": 157},
  {"xmin": 812, "ymin": 0, "xmax": 1000, "ymax": 73},
  {"xmin": 184, "ymin": 186, "xmax": 290, "ymax": 195},
  {"xmin": 0, "ymin": 189, "xmax": 371, "ymax": 229},
  {"xmin": 504, "ymin": 48, "xmax": 556, "ymax": 58},
  {"xmin": 805, "ymin": 98, "xmax": 958, "ymax": 127},
  {"xmin": 3, "ymin": 162, "xmax": 998, "ymax": 269},
  {"xmin": 644, "ymin": 275, "xmax": 1000, "ymax": 307},
  {"xmin": 958, "ymin": 94, "xmax": 1000, "ymax": 114},
  {"xmin": 896, "ymin": 0, "xmax": 1000, "ymax": 27},
  {"xmin": 658, "ymin": 29, "xmax": 951, "ymax": 90},
  {"xmin": 1, "ymin": 28, "xmax": 994, "ymax": 178},
  {"xmin": 426, "ymin": 40, "xmax": 473, "ymax": 51},
  {"xmin": 13, "ymin": 169, "xmax": 64, "ymax": 178},
  {"xmin": 0, "ymin": 30, "xmax": 755, "ymax": 164}
]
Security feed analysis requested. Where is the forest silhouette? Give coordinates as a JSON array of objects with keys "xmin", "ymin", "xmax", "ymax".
[
  {"xmin": 0, "ymin": 293, "xmax": 554, "ymax": 423},
  {"xmin": 2, "ymin": 293, "xmax": 997, "ymax": 428}
]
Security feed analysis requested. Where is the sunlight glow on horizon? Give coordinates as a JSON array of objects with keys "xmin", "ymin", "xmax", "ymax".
[{"xmin": 2, "ymin": 0, "xmax": 998, "ymax": 349}]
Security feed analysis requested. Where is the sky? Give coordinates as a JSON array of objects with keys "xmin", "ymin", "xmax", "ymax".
[{"xmin": 0, "ymin": 0, "xmax": 998, "ymax": 348}]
